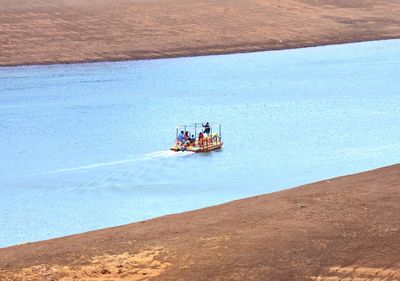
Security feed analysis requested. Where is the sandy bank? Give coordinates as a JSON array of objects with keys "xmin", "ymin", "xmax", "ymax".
[
  {"xmin": 1, "ymin": 0, "xmax": 400, "ymax": 66},
  {"xmin": 1, "ymin": 164, "xmax": 400, "ymax": 280}
]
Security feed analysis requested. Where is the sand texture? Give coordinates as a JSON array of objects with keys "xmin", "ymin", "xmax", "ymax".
[
  {"xmin": 1, "ymin": 0, "xmax": 400, "ymax": 66},
  {"xmin": 1, "ymin": 164, "xmax": 400, "ymax": 280}
]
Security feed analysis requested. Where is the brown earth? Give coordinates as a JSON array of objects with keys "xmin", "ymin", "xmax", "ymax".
[
  {"xmin": 1, "ymin": 164, "xmax": 400, "ymax": 280},
  {"xmin": 1, "ymin": 0, "xmax": 400, "ymax": 66}
]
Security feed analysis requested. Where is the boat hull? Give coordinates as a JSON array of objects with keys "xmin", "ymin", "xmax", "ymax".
[{"xmin": 171, "ymin": 142, "xmax": 223, "ymax": 153}]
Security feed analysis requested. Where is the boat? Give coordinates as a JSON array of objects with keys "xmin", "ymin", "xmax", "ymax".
[{"xmin": 171, "ymin": 122, "xmax": 223, "ymax": 153}]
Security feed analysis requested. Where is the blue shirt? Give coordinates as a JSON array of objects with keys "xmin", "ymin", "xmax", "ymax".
[{"xmin": 178, "ymin": 133, "xmax": 185, "ymax": 142}]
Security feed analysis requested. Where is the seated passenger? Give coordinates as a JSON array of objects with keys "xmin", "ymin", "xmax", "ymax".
[
  {"xmin": 198, "ymin": 132, "xmax": 204, "ymax": 145},
  {"xmin": 178, "ymin": 130, "xmax": 186, "ymax": 144}
]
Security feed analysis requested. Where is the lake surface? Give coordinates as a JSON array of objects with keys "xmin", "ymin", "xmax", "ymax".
[{"xmin": 1, "ymin": 40, "xmax": 399, "ymax": 247}]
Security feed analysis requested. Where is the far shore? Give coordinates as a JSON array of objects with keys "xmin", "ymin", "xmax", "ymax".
[
  {"xmin": 1, "ymin": 164, "xmax": 400, "ymax": 280},
  {"xmin": 1, "ymin": 0, "xmax": 400, "ymax": 67}
]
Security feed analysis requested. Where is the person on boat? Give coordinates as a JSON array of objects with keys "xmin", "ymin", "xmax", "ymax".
[
  {"xmin": 198, "ymin": 132, "xmax": 204, "ymax": 146},
  {"xmin": 184, "ymin": 133, "xmax": 193, "ymax": 147},
  {"xmin": 202, "ymin": 122, "xmax": 211, "ymax": 136},
  {"xmin": 190, "ymin": 134, "xmax": 196, "ymax": 143},
  {"xmin": 184, "ymin": 131, "xmax": 190, "ymax": 142},
  {"xmin": 177, "ymin": 130, "xmax": 186, "ymax": 144},
  {"xmin": 183, "ymin": 131, "xmax": 195, "ymax": 146}
]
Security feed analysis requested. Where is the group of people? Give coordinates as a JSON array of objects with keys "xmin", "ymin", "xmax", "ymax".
[{"xmin": 176, "ymin": 122, "xmax": 211, "ymax": 147}]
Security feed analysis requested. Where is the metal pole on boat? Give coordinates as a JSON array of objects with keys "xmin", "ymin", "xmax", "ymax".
[
  {"xmin": 219, "ymin": 124, "xmax": 222, "ymax": 143},
  {"xmin": 195, "ymin": 123, "xmax": 197, "ymax": 141},
  {"xmin": 211, "ymin": 126, "xmax": 213, "ymax": 145},
  {"xmin": 176, "ymin": 127, "xmax": 178, "ymax": 141}
]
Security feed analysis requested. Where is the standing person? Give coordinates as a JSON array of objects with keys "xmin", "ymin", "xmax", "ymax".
[{"xmin": 202, "ymin": 122, "xmax": 211, "ymax": 136}]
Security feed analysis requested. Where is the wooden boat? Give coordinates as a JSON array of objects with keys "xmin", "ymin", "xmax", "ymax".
[{"xmin": 170, "ymin": 122, "xmax": 223, "ymax": 153}]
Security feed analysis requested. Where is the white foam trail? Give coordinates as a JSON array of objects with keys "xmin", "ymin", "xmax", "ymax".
[
  {"xmin": 33, "ymin": 150, "xmax": 193, "ymax": 176},
  {"xmin": 143, "ymin": 150, "xmax": 194, "ymax": 159},
  {"xmin": 37, "ymin": 159, "xmax": 136, "ymax": 175}
]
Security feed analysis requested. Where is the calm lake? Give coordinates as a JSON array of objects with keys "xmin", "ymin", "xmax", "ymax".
[{"xmin": 1, "ymin": 40, "xmax": 399, "ymax": 247}]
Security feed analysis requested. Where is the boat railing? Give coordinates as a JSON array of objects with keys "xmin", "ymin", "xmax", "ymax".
[{"xmin": 175, "ymin": 122, "xmax": 222, "ymax": 147}]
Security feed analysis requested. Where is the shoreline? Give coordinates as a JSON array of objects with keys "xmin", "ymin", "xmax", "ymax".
[
  {"xmin": 1, "ymin": 164, "xmax": 400, "ymax": 280},
  {"xmin": 1, "ymin": 36, "xmax": 399, "ymax": 68},
  {"xmin": 1, "ymin": 0, "xmax": 400, "ymax": 67}
]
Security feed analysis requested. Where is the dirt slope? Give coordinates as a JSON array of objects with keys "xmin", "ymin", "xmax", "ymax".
[
  {"xmin": 1, "ymin": 164, "xmax": 399, "ymax": 280},
  {"xmin": 1, "ymin": 0, "xmax": 400, "ymax": 66}
]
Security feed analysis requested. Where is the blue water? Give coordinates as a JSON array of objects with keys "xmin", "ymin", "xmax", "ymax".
[{"xmin": 1, "ymin": 39, "xmax": 399, "ymax": 247}]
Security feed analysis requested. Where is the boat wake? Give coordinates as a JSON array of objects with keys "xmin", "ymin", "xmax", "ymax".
[
  {"xmin": 36, "ymin": 159, "xmax": 136, "ymax": 175},
  {"xmin": 143, "ymin": 150, "xmax": 194, "ymax": 159},
  {"xmin": 33, "ymin": 150, "xmax": 194, "ymax": 176}
]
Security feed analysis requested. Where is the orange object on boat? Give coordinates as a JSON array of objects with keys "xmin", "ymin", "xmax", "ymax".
[{"xmin": 171, "ymin": 122, "xmax": 223, "ymax": 153}]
